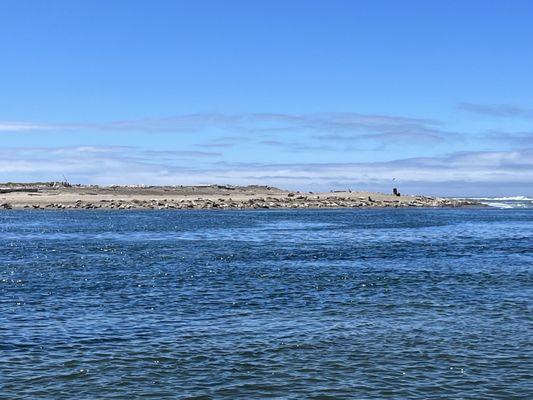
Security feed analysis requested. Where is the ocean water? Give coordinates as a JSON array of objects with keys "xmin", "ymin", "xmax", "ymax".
[
  {"xmin": 1, "ymin": 208, "xmax": 532, "ymax": 399},
  {"xmin": 471, "ymin": 196, "xmax": 533, "ymax": 209}
]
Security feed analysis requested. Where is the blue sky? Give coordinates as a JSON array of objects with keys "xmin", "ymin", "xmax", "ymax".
[{"xmin": 1, "ymin": 0, "xmax": 532, "ymax": 195}]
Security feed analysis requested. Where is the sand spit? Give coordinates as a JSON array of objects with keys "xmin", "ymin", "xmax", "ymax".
[{"xmin": 0, "ymin": 183, "xmax": 481, "ymax": 210}]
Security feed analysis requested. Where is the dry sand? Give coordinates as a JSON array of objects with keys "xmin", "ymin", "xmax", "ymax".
[{"xmin": 0, "ymin": 183, "xmax": 480, "ymax": 210}]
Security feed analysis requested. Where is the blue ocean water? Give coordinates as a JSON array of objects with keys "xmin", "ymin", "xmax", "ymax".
[{"xmin": 1, "ymin": 208, "xmax": 532, "ymax": 399}]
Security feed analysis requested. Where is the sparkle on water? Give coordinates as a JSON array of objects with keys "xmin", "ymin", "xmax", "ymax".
[{"xmin": 1, "ymin": 208, "xmax": 532, "ymax": 399}]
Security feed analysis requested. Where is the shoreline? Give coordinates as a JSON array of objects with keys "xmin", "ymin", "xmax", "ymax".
[{"xmin": 0, "ymin": 183, "xmax": 482, "ymax": 210}]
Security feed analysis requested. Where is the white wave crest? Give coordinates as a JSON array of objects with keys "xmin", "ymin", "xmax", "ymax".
[
  {"xmin": 472, "ymin": 196, "xmax": 533, "ymax": 201},
  {"xmin": 482, "ymin": 202, "xmax": 517, "ymax": 209}
]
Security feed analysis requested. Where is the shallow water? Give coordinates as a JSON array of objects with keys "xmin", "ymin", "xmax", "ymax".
[{"xmin": 1, "ymin": 209, "xmax": 532, "ymax": 399}]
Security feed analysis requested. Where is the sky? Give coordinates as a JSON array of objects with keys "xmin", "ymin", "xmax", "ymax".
[{"xmin": 1, "ymin": 0, "xmax": 532, "ymax": 196}]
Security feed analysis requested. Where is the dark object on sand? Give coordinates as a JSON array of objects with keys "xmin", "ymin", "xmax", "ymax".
[
  {"xmin": 393, "ymin": 188, "xmax": 401, "ymax": 197},
  {"xmin": 0, "ymin": 188, "xmax": 39, "ymax": 194}
]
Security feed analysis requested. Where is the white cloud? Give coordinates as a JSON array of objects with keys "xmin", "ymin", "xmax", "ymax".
[
  {"xmin": 1, "ymin": 146, "xmax": 532, "ymax": 196},
  {"xmin": 0, "ymin": 122, "xmax": 55, "ymax": 132},
  {"xmin": 0, "ymin": 112, "xmax": 450, "ymax": 144},
  {"xmin": 458, "ymin": 103, "xmax": 533, "ymax": 118}
]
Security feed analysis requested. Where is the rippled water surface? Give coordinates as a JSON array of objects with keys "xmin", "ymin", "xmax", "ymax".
[{"xmin": 2, "ymin": 209, "xmax": 532, "ymax": 399}]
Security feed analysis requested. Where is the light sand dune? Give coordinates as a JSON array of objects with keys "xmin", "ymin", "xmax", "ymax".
[{"xmin": 0, "ymin": 184, "xmax": 480, "ymax": 210}]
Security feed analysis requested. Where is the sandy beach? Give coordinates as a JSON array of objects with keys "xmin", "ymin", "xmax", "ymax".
[{"xmin": 0, "ymin": 183, "xmax": 480, "ymax": 210}]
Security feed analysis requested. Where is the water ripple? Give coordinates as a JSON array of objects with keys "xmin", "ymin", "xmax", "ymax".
[{"xmin": 1, "ymin": 209, "xmax": 532, "ymax": 399}]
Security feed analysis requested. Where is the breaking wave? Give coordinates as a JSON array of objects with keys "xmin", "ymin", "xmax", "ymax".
[{"xmin": 469, "ymin": 196, "xmax": 533, "ymax": 208}]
